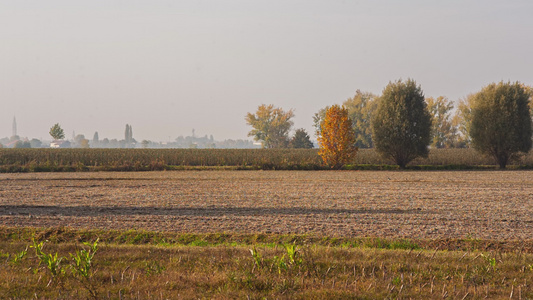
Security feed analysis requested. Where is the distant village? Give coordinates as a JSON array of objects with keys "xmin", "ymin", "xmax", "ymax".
[{"xmin": 0, "ymin": 117, "xmax": 259, "ymax": 149}]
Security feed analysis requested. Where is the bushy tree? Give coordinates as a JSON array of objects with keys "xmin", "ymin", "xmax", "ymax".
[
  {"xmin": 343, "ymin": 90, "xmax": 379, "ymax": 148},
  {"xmin": 30, "ymin": 138, "xmax": 42, "ymax": 148},
  {"xmin": 317, "ymin": 105, "xmax": 358, "ymax": 169},
  {"xmin": 451, "ymin": 95, "xmax": 474, "ymax": 148},
  {"xmin": 14, "ymin": 140, "xmax": 31, "ymax": 148},
  {"xmin": 290, "ymin": 128, "xmax": 314, "ymax": 149},
  {"xmin": 245, "ymin": 104, "xmax": 294, "ymax": 148},
  {"xmin": 49, "ymin": 123, "xmax": 65, "ymax": 140},
  {"xmin": 470, "ymin": 81, "xmax": 532, "ymax": 168},
  {"xmin": 371, "ymin": 79, "xmax": 432, "ymax": 168},
  {"xmin": 426, "ymin": 96, "xmax": 456, "ymax": 148},
  {"xmin": 313, "ymin": 90, "xmax": 378, "ymax": 148},
  {"xmin": 80, "ymin": 139, "xmax": 90, "ymax": 148}
]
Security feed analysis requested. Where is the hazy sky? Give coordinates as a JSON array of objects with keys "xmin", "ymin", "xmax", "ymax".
[{"xmin": 2, "ymin": 1, "xmax": 532, "ymax": 142}]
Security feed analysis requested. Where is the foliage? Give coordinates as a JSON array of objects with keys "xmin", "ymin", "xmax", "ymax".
[
  {"xmin": 317, "ymin": 105, "xmax": 358, "ymax": 169},
  {"xmin": 49, "ymin": 123, "xmax": 65, "ymax": 140},
  {"xmin": 452, "ymin": 94, "xmax": 474, "ymax": 148},
  {"xmin": 314, "ymin": 90, "xmax": 378, "ymax": 148},
  {"xmin": 343, "ymin": 90, "xmax": 379, "ymax": 148},
  {"xmin": 70, "ymin": 239, "xmax": 98, "ymax": 279},
  {"xmin": 70, "ymin": 239, "xmax": 99, "ymax": 298},
  {"xmin": 289, "ymin": 128, "xmax": 314, "ymax": 149},
  {"xmin": 245, "ymin": 104, "xmax": 295, "ymax": 148},
  {"xmin": 426, "ymin": 96, "xmax": 457, "ymax": 148},
  {"xmin": 13, "ymin": 140, "xmax": 31, "ymax": 148},
  {"xmin": 469, "ymin": 81, "xmax": 532, "ymax": 168},
  {"xmin": 29, "ymin": 138, "xmax": 42, "ymax": 148},
  {"xmin": 312, "ymin": 106, "xmax": 328, "ymax": 137},
  {"xmin": 31, "ymin": 239, "xmax": 64, "ymax": 278},
  {"xmin": 79, "ymin": 139, "xmax": 90, "ymax": 148},
  {"xmin": 371, "ymin": 79, "xmax": 432, "ymax": 168}
]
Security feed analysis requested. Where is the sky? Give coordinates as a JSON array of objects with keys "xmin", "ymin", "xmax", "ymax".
[{"xmin": 1, "ymin": 0, "xmax": 532, "ymax": 142}]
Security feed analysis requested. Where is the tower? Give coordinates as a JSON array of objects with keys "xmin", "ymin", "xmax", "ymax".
[{"xmin": 12, "ymin": 116, "xmax": 17, "ymax": 137}]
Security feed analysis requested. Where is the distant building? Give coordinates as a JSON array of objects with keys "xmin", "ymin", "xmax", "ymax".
[
  {"xmin": 5, "ymin": 140, "xmax": 19, "ymax": 148},
  {"xmin": 50, "ymin": 140, "xmax": 71, "ymax": 148},
  {"xmin": 12, "ymin": 116, "xmax": 17, "ymax": 137}
]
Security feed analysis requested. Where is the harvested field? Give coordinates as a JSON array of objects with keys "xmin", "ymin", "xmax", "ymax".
[{"xmin": 1, "ymin": 171, "xmax": 532, "ymax": 240}]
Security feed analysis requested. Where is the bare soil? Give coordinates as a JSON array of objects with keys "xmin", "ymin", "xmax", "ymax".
[{"xmin": 1, "ymin": 171, "xmax": 532, "ymax": 240}]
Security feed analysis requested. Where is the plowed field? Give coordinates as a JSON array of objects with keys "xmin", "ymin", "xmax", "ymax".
[{"xmin": 1, "ymin": 171, "xmax": 532, "ymax": 240}]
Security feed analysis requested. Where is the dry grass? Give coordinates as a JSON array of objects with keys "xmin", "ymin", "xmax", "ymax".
[{"xmin": 1, "ymin": 235, "xmax": 532, "ymax": 299}]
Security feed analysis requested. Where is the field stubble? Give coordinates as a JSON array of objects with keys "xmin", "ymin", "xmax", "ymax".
[{"xmin": 1, "ymin": 170, "xmax": 532, "ymax": 241}]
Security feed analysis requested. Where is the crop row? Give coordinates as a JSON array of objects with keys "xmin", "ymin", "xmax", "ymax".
[{"xmin": 0, "ymin": 148, "xmax": 533, "ymax": 172}]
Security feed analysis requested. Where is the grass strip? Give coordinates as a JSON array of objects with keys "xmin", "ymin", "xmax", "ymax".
[
  {"xmin": 1, "ymin": 226, "xmax": 532, "ymax": 253},
  {"xmin": 1, "ymin": 227, "xmax": 533, "ymax": 299}
]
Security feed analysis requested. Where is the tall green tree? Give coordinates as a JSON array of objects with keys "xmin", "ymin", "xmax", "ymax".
[
  {"xmin": 371, "ymin": 79, "xmax": 432, "ymax": 168},
  {"xmin": 426, "ymin": 96, "xmax": 455, "ymax": 148},
  {"xmin": 289, "ymin": 128, "xmax": 314, "ymax": 149},
  {"xmin": 49, "ymin": 123, "xmax": 65, "ymax": 140},
  {"xmin": 245, "ymin": 104, "xmax": 294, "ymax": 148},
  {"xmin": 470, "ymin": 81, "xmax": 532, "ymax": 168}
]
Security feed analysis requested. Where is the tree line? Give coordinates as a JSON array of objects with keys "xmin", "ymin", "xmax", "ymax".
[{"xmin": 246, "ymin": 80, "xmax": 533, "ymax": 169}]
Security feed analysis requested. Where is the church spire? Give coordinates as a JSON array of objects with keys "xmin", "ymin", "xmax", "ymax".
[{"xmin": 12, "ymin": 116, "xmax": 17, "ymax": 137}]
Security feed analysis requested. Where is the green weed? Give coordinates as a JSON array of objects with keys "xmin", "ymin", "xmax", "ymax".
[{"xmin": 31, "ymin": 239, "xmax": 64, "ymax": 278}]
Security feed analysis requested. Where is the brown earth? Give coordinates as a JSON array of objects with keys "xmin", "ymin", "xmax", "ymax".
[{"xmin": 0, "ymin": 171, "xmax": 532, "ymax": 241}]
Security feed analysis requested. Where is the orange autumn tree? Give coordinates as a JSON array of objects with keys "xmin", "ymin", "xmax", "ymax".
[{"xmin": 317, "ymin": 105, "xmax": 358, "ymax": 169}]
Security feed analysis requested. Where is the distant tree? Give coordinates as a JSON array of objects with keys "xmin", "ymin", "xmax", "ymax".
[
  {"xmin": 245, "ymin": 104, "xmax": 294, "ymax": 148},
  {"xmin": 426, "ymin": 96, "xmax": 456, "ymax": 148},
  {"xmin": 74, "ymin": 134, "xmax": 86, "ymax": 145},
  {"xmin": 314, "ymin": 90, "xmax": 378, "ymax": 148},
  {"xmin": 313, "ymin": 106, "xmax": 329, "ymax": 137},
  {"xmin": 80, "ymin": 139, "xmax": 90, "ymax": 148},
  {"xmin": 141, "ymin": 140, "xmax": 150, "ymax": 148},
  {"xmin": 290, "ymin": 128, "xmax": 314, "ymax": 149},
  {"xmin": 470, "ymin": 81, "xmax": 532, "ymax": 169},
  {"xmin": 452, "ymin": 95, "xmax": 474, "ymax": 148},
  {"xmin": 343, "ymin": 90, "xmax": 379, "ymax": 148},
  {"xmin": 49, "ymin": 123, "xmax": 65, "ymax": 140},
  {"xmin": 371, "ymin": 79, "xmax": 432, "ymax": 168},
  {"xmin": 30, "ymin": 138, "xmax": 42, "ymax": 148},
  {"xmin": 93, "ymin": 132, "xmax": 99, "ymax": 144},
  {"xmin": 110, "ymin": 139, "xmax": 119, "ymax": 148},
  {"xmin": 14, "ymin": 140, "xmax": 31, "ymax": 148},
  {"xmin": 101, "ymin": 138, "xmax": 110, "ymax": 147},
  {"xmin": 317, "ymin": 105, "xmax": 358, "ymax": 169}
]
